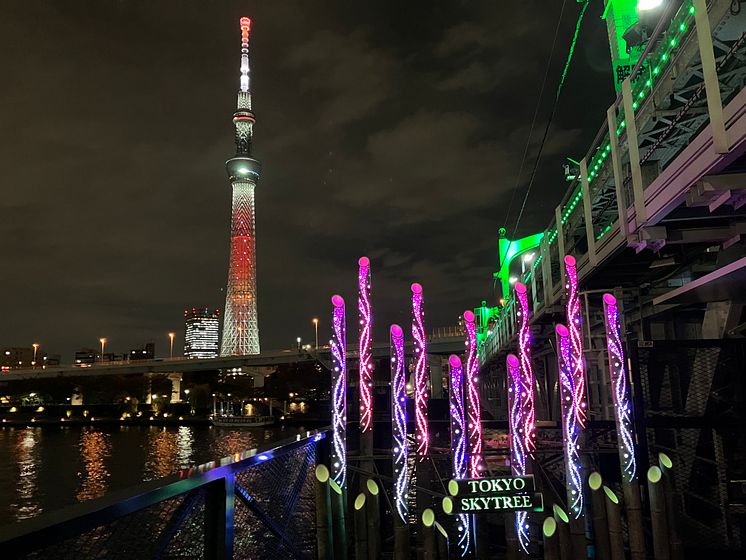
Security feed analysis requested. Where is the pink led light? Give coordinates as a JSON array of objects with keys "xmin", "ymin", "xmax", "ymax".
[
  {"xmin": 358, "ymin": 257, "xmax": 373, "ymax": 433},
  {"xmin": 448, "ymin": 354, "xmax": 471, "ymax": 556},
  {"xmin": 330, "ymin": 294, "xmax": 347, "ymax": 489},
  {"xmin": 390, "ymin": 324, "xmax": 408, "ymax": 522},
  {"xmin": 411, "ymin": 282, "xmax": 429, "ymax": 458},
  {"xmin": 507, "ymin": 353, "xmax": 530, "ymax": 552},
  {"xmin": 564, "ymin": 255, "xmax": 587, "ymax": 427},
  {"xmin": 463, "ymin": 310, "xmax": 483, "ymax": 477},
  {"xmin": 514, "ymin": 283, "xmax": 537, "ymax": 458}
]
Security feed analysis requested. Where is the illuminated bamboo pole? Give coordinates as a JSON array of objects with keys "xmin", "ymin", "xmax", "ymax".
[
  {"xmin": 658, "ymin": 453, "xmax": 684, "ymax": 560},
  {"xmin": 588, "ymin": 473, "xmax": 610, "ymax": 560},
  {"xmin": 390, "ymin": 324, "xmax": 409, "ymax": 560},
  {"xmin": 358, "ymin": 257, "xmax": 374, "ymax": 464},
  {"xmin": 412, "ymin": 283, "xmax": 429, "ymax": 459},
  {"xmin": 507, "ymin": 354, "xmax": 531, "ymax": 554},
  {"xmin": 330, "ymin": 294, "xmax": 347, "ymax": 559},
  {"xmin": 602, "ymin": 293, "xmax": 645, "ymax": 560},
  {"xmin": 421, "ymin": 509, "xmax": 437, "ymax": 560},
  {"xmin": 542, "ymin": 517, "xmax": 560, "ymax": 560},
  {"xmin": 603, "ymin": 486, "xmax": 624, "ymax": 560},
  {"xmin": 463, "ymin": 311, "xmax": 483, "ymax": 477},
  {"xmin": 354, "ymin": 493, "xmax": 368, "ymax": 560},
  {"xmin": 365, "ymin": 479, "xmax": 381, "ymax": 560},
  {"xmin": 315, "ymin": 465, "xmax": 333, "ymax": 560},
  {"xmin": 505, "ymin": 516, "xmax": 520, "ymax": 560},
  {"xmin": 447, "ymin": 355, "xmax": 472, "ymax": 558},
  {"xmin": 552, "ymin": 504, "xmax": 572, "ymax": 560},
  {"xmin": 647, "ymin": 466, "xmax": 671, "ymax": 560}
]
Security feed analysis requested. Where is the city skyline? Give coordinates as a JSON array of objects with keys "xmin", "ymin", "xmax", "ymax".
[{"xmin": 0, "ymin": 1, "xmax": 613, "ymax": 354}]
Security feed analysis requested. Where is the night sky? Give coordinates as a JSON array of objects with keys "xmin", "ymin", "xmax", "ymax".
[{"xmin": 0, "ymin": 1, "xmax": 614, "ymax": 359}]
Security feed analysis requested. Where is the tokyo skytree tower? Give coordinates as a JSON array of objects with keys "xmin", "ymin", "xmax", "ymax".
[{"xmin": 221, "ymin": 16, "xmax": 261, "ymax": 356}]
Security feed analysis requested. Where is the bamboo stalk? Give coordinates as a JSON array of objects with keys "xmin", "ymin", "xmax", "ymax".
[
  {"xmin": 647, "ymin": 466, "xmax": 671, "ymax": 560},
  {"xmin": 552, "ymin": 504, "xmax": 572, "ymax": 560},
  {"xmin": 543, "ymin": 517, "xmax": 560, "ymax": 560},
  {"xmin": 603, "ymin": 486, "xmax": 624, "ymax": 560},
  {"xmin": 329, "ymin": 478, "xmax": 348, "ymax": 560},
  {"xmin": 505, "ymin": 512, "xmax": 519, "ymax": 560},
  {"xmin": 365, "ymin": 479, "xmax": 381, "ymax": 560},
  {"xmin": 314, "ymin": 465, "xmax": 333, "ymax": 560},
  {"xmin": 354, "ymin": 493, "xmax": 368, "ymax": 559},
  {"xmin": 622, "ymin": 478, "xmax": 646, "ymax": 560},
  {"xmin": 658, "ymin": 453, "xmax": 684, "ymax": 560},
  {"xmin": 421, "ymin": 508, "xmax": 437, "ymax": 560},
  {"xmin": 434, "ymin": 521, "xmax": 449, "ymax": 560},
  {"xmin": 588, "ymin": 473, "xmax": 611, "ymax": 560}
]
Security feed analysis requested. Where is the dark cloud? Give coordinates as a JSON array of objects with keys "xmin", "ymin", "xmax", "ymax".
[{"xmin": 0, "ymin": 0, "xmax": 612, "ymax": 358}]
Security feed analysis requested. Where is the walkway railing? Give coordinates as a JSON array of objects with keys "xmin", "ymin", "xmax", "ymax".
[
  {"xmin": 0, "ymin": 429, "xmax": 330, "ymax": 560},
  {"xmin": 481, "ymin": 0, "xmax": 746, "ymax": 365}
]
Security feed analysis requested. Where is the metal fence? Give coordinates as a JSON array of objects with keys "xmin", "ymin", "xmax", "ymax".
[
  {"xmin": 630, "ymin": 338, "xmax": 746, "ymax": 551},
  {"xmin": 0, "ymin": 429, "xmax": 329, "ymax": 560}
]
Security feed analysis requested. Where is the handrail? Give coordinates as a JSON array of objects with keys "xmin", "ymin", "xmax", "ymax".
[{"xmin": 0, "ymin": 428, "xmax": 330, "ymax": 556}]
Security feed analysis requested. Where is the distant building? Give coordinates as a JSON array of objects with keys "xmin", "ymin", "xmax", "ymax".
[
  {"xmin": 184, "ymin": 308, "xmax": 220, "ymax": 359},
  {"xmin": 74, "ymin": 348, "xmax": 96, "ymax": 367},
  {"xmin": 129, "ymin": 343, "xmax": 155, "ymax": 361},
  {"xmin": 1, "ymin": 347, "xmax": 33, "ymax": 370}
]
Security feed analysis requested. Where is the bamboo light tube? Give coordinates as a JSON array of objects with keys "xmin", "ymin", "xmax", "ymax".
[
  {"xmin": 354, "ymin": 493, "xmax": 368, "ymax": 560},
  {"xmin": 552, "ymin": 504, "xmax": 572, "ymax": 560},
  {"xmin": 603, "ymin": 486, "xmax": 624, "ymax": 560},
  {"xmin": 365, "ymin": 479, "xmax": 381, "ymax": 560},
  {"xmin": 434, "ymin": 521, "xmax": 449, "ymax": 559},
  {"xmin": 314, "ymin": 465, "xmax": 333, "ymax": 560},
  {"xmin": 589, "ymin": 473, "xmax": 611, "ymax": 560},
  {"xmin": 659, "ymin": 453, "xmax": 684, "ymax": 560},
  {"xmin": 329, "ymin": 478, "xmax": 348, "ymax": 560},
  {"xmin": 504, "ymin": 514, "xmax": 520, "ymax": 560},
  {"xmin": 647, "ymin": 466, "xmax": 671, "ymax": 560},
  {"xmin": 422, "ymin": 508, "xmax": 437, "ymax": 560},
  {"xmin": 543, "ymin": 517, "xmax": 560, "ymax": 560}
]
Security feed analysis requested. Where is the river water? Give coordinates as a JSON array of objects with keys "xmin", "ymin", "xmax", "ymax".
[{"xmin": 0, "ymin": 424, "xmax": 309, "ymax": 526}]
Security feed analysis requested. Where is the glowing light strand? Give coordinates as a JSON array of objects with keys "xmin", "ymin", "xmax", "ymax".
[
  {"xmin": 602, "ymin": 294, "xmax": 637, "ymax": 482},
  {"xmin": 515, "ymin": 283, "xmax": 537, "ymax": 458},
  {"xmin": 463, "ymin": 311, "xmax": 483, "ymax": 477},
  {"xmin": 448, "ymin": 355, "xmax": 471, "ymax": 557},
  {"xmin": 358, "ymin": 257, "xmax": 373, "ymax": 433},
  {"xmin": 556, "ymin": 324, "xmax": 583, "ymax": 518},
  {"xmin": 390, "ymin": 324, "xmax": 408, "ymax": 522},
  {"xmin": 330, "ymin": 295, "xmax": 347, "ymax": 489},
  {"xmin": 507, "ymin": 354, "xmax": 530, "ymax": 553},
  {"xmin": 239, "ymin": 17, "xmax": 251, "ymax": 94},
  {"xmin": 564, "ymin": 255, "xmax": 588, "ymax": 428},
  {"xmin": 411, "ymin": 283, "xmax": 429, "ymax": 458}
]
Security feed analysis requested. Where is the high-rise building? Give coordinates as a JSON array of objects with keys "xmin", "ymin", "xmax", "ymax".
[
  {"xmin": 185, "ymin": 308, "xmax": 220, "ymax": 359},
  {"xmin": 129, "ymin": 343, "xmax": 155, "ymax": 361},
  {"xmin": 221, "ymin": 16, "xmax": 261, "ymax": 356}
]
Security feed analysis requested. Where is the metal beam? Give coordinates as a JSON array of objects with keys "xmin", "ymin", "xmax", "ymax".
[
  {"xmin": 622, "ymin": 78, "xmax": 647, "ymax": 230},
  {"xmin": 580, "ymin": 158, "xmax": 598, "ymax": 265},
  {"xmin": 607, "ymin": 105, "xmax": 630, "ymax": 240}
]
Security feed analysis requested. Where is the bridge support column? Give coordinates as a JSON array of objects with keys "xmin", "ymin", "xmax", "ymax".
[
  {"xmin": 622, "ymin": 77, "xmax": 647, "ymax": 231},
  {"xmin": 427, "ymin": 355, "xmax": 443, "ymax": 399},
  {"xmin": 168, "ymin": 373, "xmax": 183, "ymax": 403}
]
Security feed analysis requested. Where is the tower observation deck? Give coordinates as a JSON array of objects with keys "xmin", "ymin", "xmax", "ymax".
[{"xmin": 221, "ymin": 16, "xmax": 261, "ymax": 356}]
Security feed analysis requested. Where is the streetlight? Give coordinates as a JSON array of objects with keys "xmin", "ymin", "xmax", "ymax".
[
  {"xmin": 99, "ymin": 338, "xmax": 107, "ymax": 362},
  {"xmin": 312, "ymin": 318, "xmax": 319, "ymax": 349},
  {"xmin": 32, "ymin": 343, "xmax": 39, "ymax": 368},
  {"xmin": 637, "ymin": 0, "xmax": 663, "ymax": 10},
  {"xmin": 168, "ymin": 332, "xmax": 175, "ymax": 358},
  {"xmin": 296, "ymin": 336, "xmax": 301, "ymax": 351}
]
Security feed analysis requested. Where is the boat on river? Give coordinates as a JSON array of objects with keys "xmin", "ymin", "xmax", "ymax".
[{"xmin": 210, "ymin": 414, "xmax": 276, "ymax": 428}]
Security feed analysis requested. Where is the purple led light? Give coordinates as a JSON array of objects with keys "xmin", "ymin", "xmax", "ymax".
[
  {"xmin": 564, "ymin": 255, "xmax": 588, "ymax": 428},
  {"xmin": 390, "ymin": 324, "xmax": 408, "ymax": 522},
  {"xmin": 448, "ymin": 355, "xmax": 471, "ymax": 557},
  {"xmin": 330, "ymin": 294, "xmax": 347, "ymax": 489},
  {"xmin": 514, "ymin": 283, "xmax": 537, "ymax": 458},
  {"xmin": 411, "ymin": 282, "xmax": 429, "ymax": 458},
  {"xmin": 463, "ymin": 310, "xmax": 483, "ymax": 478},
  {"xmin": 507, "ymin": 354, "xmax": 530, "ymax": 552},
  {"xmin": 358, "ymin": 256, "xmax": 373, "ymax": 433},
  {"xmin": 556, "ymin": 323, "xmax": 583, "ymax": 518},
  {"xmin": 602, "ymin": 293, "xmax": 637, "ymax": 482}
]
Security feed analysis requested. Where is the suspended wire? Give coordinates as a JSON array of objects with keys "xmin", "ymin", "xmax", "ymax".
[{"xmin": 508, "ymin": 0, "xmax": 590, "ymax": 242}]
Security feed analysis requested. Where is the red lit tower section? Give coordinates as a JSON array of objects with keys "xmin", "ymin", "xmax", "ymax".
[{"xmin": 221, "ymin": 17, "xmax": 261, "ymax": 356}]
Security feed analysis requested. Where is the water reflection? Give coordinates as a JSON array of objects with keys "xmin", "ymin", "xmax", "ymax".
[
  {"xmin": 144, "ymin": 427, "xmax": 195, "ymax": 480},
  {"xmin": 12, "ymin": 429, "xmax": 42, "ymax": 520},
  {"xmin": 212, "ymin": 428, "xmax": 258, "ymax": 457},
  {"xmin": 76, "ymin": 428, "xmax": 112, "ymax": 502}
]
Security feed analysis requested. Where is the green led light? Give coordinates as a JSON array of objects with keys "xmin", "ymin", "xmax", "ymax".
[
  {"xmin": 689, "ymin": 5, "xmax": 695, "ymax": 14},
  {"xmin": 662, "ymin": 53, "xmax": 668, "ymax": 62},
  {"xmin": 679, "ymin": 23, "xmax": 686, "ymax": 32},
  {"xmin": 645, "ymin": 79, "xmax": 652, "ymax": 87},
  {"xmin": 633, "ymin": 101, "xmax": 638, "ymax": 109},
  {"xmin": 638, "ymin": 90, "xmax": 645, "ymax": 99},
  {"xmin": 670, "ymin": 38, "xmax": 676, "ymax": 47},
  {"xmin": 653, "ymin": 66, "xmax": 660, "ymax": 75}
]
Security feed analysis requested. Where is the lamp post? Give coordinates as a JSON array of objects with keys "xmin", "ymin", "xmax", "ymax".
[
  {"xmin": 168, "ymin": 332, "xmax": 175, "ymax": 358},
  {"xmin": 99, "ymin": 338, "xmax": 107, "ymax": 362},
  {"xmin": 296, "ymin": 336, "xmax": 302, "ymax": 351},
  {"xmin": 32, "ymin": 343, "xmax": 39, "ymax": 368},
  {"xmin": 313, "ymin": 318, "xmax": 319, "ymax": 349}
]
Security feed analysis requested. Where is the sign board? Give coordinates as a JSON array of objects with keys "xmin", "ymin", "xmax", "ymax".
[{"xmin": 443, "ymin": 475, "xmax": 544, "ymax": 515}]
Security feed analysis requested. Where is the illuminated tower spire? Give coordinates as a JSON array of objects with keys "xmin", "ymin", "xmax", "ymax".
[{"xmin": 221, "ymin": 16, "xmax": 262, "ymax": 356}]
